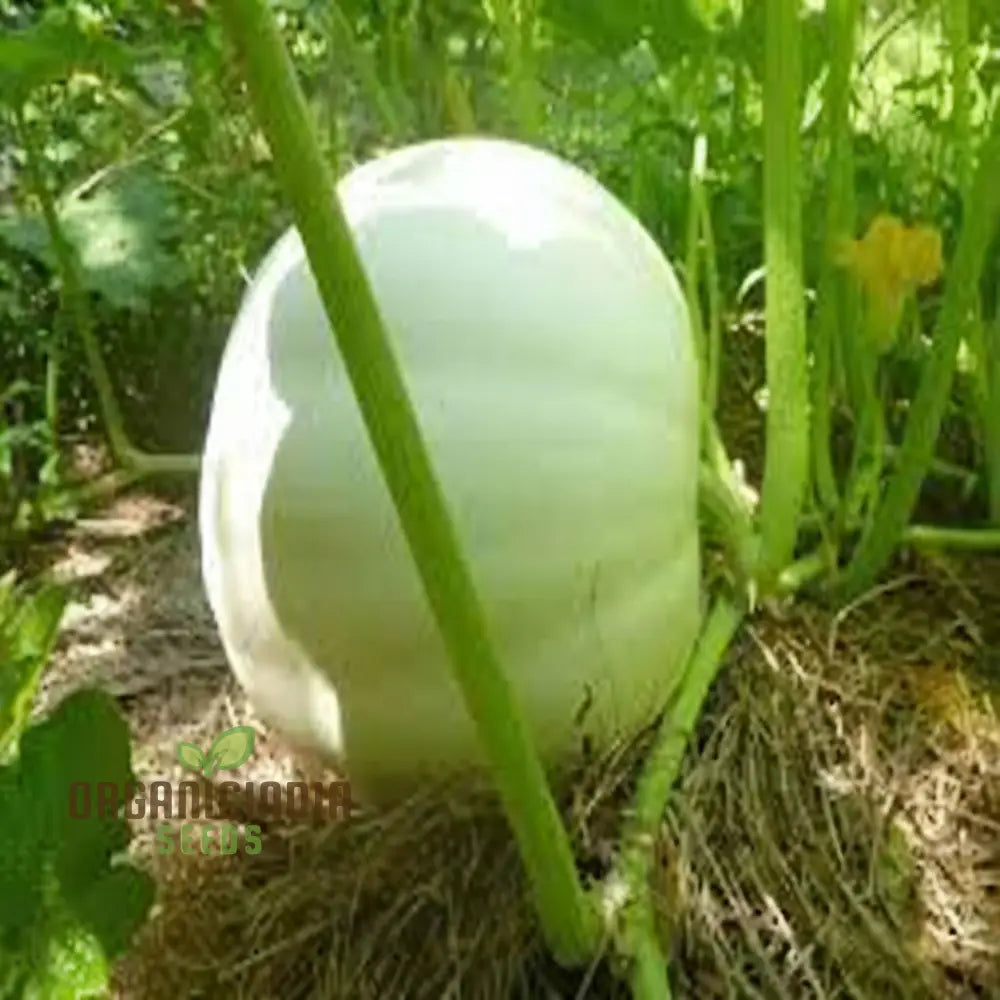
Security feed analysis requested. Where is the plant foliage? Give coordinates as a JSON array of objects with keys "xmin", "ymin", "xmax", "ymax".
[{"xmin": 0, "ymin": 581, "xmax": 153, "ymax": 999}]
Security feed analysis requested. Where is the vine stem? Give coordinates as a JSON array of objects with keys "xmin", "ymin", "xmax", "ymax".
[
  {"xmin": 812, "ymin": 0, "xmax": 861, "ymax": 518},
  {"xmin": 619, "ymin": 594, "xmax": 746, "ymax": 1000},
  {"xmin": 488, "ymin": 0, "xmax": 543, "ymax": 140},
  {"xmin": 942, "ymin": 0, "xmax": 996, "ymax": 524},
  {"xmin": 902, "ymin": 525, "xmax": 1000, "ymax": 552},
  {"xmin": 14, "ymin": 109, "xmax": 200, "ymax": 481},
  {"xmin": 757, "ymin": 0, "xmax": 809, "ymax": 590},
  {"xmin": 216, "ymin": 0, "xmax": 599, "ymax": 966}
]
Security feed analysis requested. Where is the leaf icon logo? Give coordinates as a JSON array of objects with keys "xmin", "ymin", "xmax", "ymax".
[
  {"xmin": 177, "ymin": 742, "xmax": 207, "ymax": 772},
  {"xmin": 176, "ymin": 726, "xmax": 256, "ymax": 778},
  {"xmin": 205, "ymin": 725, "xmax": 256, "ymax": 776}
]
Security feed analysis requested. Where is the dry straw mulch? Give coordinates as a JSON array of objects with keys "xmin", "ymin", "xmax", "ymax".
[
  {"xmin": 36, "ymin": 491, "xmax": 1000, "ymax": 999},
  {"xmin": 667, "ymin": 563, "xmax": 1000, "ymax": 1000}
]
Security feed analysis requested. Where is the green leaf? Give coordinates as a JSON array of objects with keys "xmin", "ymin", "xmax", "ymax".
[
  {"xmin": 204, "ymin": 725, "xmax": 256, "ymax": 776},
  {"xmin": 18, "ymin": 691, "xmax": 134, "ymax": 889},
  {"xmin": 541, "ymin": 0, "xmax": 710, "ymax": 61},
  {"xmin": 0, "ymin": 169, "xmax": 185, "ymax": 310},
  {"xmin": 16, "ymin": 913, "xmax": 108, "ymax": 1000},
  {"xmin": 0, "ymin": 761, "xmax": 42, "ymax": 936},
  {"xmin": 0, "ymin": 582, "xmax": 67, "ymax": 759},
  {"xmin": 64, "ymin": 866, "xmax": 156, "ymax": 962},
  {"xmin": 0, "ymin": 9, "xmax": 137, "ymax": 109},
  {"xmin": 176, "ymin": 742, "xmax": 206, "ymax": 772},
  {"xmin": 0, "ymin": 688, "xmax": 154, "ymax": 996}
]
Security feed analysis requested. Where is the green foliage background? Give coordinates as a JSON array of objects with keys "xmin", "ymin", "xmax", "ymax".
[{"xmin": 2, "ymin": 0, "xmax": 998, "ymax": 550}]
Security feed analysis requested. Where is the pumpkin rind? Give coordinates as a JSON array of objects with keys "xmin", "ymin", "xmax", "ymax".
[{"xmin": 199, "ymin": 137, "xmax": 701, "ymax": 803}]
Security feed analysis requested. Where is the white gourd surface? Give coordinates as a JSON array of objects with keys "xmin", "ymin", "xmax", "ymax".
[{"xmin": 199, "ymin": 137, "xmax": 701, "ymax": 803}]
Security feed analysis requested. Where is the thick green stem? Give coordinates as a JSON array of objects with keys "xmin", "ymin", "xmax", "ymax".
[
  {"xmin": 44, "ymin": 335, "xmax": 59, "ymax": 440},
  {"xmin": 699, "ymin": 463, "xmax": 757, "ymax": 585},
  {"xmin": 812, "ymin": 0, "xmax": 861, "ymax": 516},
  {"xmin": 776, "ymin": 548, "xmax": 830, "ymax": 595},
  {"xmin": 843, "ymin": 353, "xmax": 886, "ymax": 528},
  {"xmin": 943, "ymin": 0, "xmax": 993, "ymax": 515},
  {"xmin": 698, "ymin": 181, "xmax": 722, "ymax": 419},
  {"xmin": 488, "ymin": 0, "xmax": 543, "ymax": 140},
  {"xmin": 944, "ymin": 0, "xmax": 974, "ymax": 198},
  {"xmin": 701, "ymin": 417, "xmax": 761, "ymax": 583},
  {"xmin": 620, "ymin": 594, "xmax": 746, "ymax": 999},
  {"xmin": 684, "ymin": 137, "xmax": 708, "ymax": 393},
  {"xmin": 944, "ymin": 0, "xmax": 999, "ymax": 525},
  {"xmin": 685, "ymin": 133, "xmax": 727, "ymax": 496},
  {"xmin": 216, "ymin": 0, "xmax": 598, "ymax": 965},
  {"xmin": 757, "ymin": 0, "xmax": 809, "ymax": 589},
  {"xmin": 691, "ymin": 54, "xmax": 721, "ymax": 419},
  {"xmin": 839, "ymin": 109, "xmax": 1000, "ymax": 599},
  {"xmin": 685, "ymin": 134, "xmax": 723, "ymax": 423},
  {"xmin": 903, "ymin": 524, "xmax": 1000, "ymax": 551},
  {"xmin": 837, "ymin": 277, "xmax": 867, "ymax": 423}
]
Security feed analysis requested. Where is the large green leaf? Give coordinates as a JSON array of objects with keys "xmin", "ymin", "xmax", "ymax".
[
  {"xmin": 0, "ymin": 170, "xmax": 186, "ymax": 311},
  {"xmin": 541, "ymin": 0, "xmax": 742, "ymax": 62},
  {"xmin": 0, "ymin": 9, "xmax": 137, "ymax": 109},
  {"xmin": 541, "ymin": 0, "xmax": 702, "ymax": 60},
  {"xmin": 0, "ymin": 897, "xmax": 111, "ymax": 1000},
  {"xmin": 0, "ymin": 689, "xmax": 154, "ymax": 999}
]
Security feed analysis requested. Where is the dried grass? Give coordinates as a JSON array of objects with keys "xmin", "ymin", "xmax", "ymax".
[{"xmin": 101, "ymin": 523, "xmax": 1000, "ymax": 999}]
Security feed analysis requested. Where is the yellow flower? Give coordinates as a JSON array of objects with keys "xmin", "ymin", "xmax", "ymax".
[
  {"xmin": 903, "ymin": 225, "xmax": 943, "ymax": 287},
  {"xmin": 835, "ymin": 214, "xmax": 944, "ymax": 353}
]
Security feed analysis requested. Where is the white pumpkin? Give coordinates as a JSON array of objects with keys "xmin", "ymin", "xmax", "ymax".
[{"xmin": 198, "ymin": 137, "xmax": 701, "ymax": 804}]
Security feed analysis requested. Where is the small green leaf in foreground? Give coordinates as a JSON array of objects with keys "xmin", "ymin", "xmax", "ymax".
[
  {"xmin": 0, "ymin": 689, "xmax": 155, "ymax": 999},
  {"xmin": 0, "ymin": 581, "xmax": 67, "ymax": 760}
]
